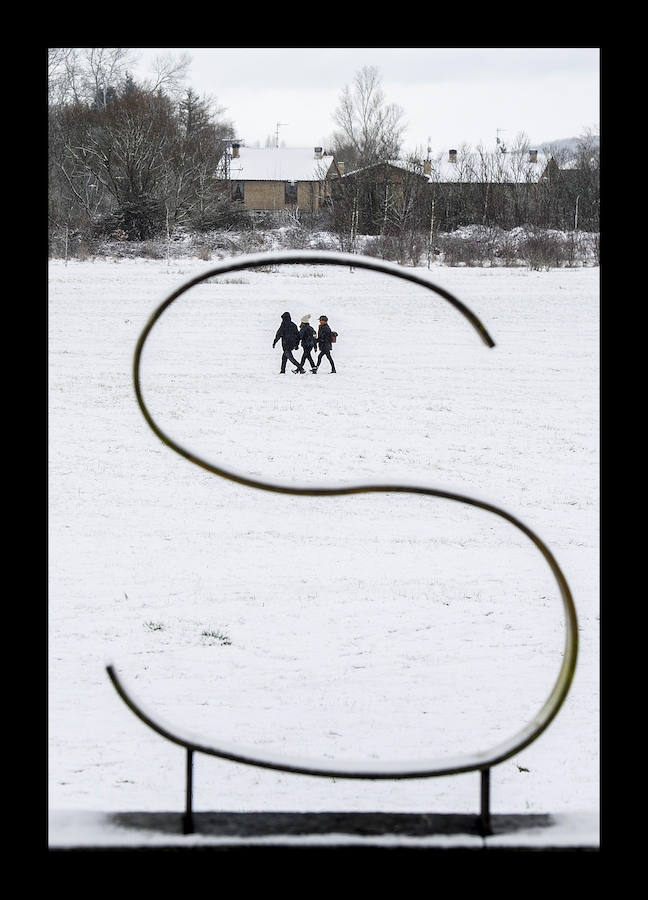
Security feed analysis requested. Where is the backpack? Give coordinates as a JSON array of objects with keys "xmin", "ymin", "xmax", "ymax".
[{"xmin": 331, "ymin": 331, "xmax": 338, "ymax": 343}]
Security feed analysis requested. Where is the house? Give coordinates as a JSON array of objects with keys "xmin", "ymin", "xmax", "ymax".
[
  {"xmin": 334, "ymin": 148, "xmax": 569, "ymax": 232},
  {"xmin": 221, "ymin": 143, "xmax": 342, "ymax": 213},
  {"xmin": 330, "ymin": 159, "xmax": 432, "ymax": 233},
  {"xmin": 339, "ymin": 148, "xmax": 551, "ymax": 191},
  {"xmin": 425, "ymin": 148, "xmax": 599, "ymax": 230},
  {"xmin": 536, "ymin": 154, "xmax": 582, "ymax": 188},
  {"xmin": 423, "ymin": 148, "xmax": 557, "ymax": 230}
]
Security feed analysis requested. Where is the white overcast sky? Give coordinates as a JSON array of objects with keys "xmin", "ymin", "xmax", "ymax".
[{"xmin": 130, "ymin": 47, "xmax": 600, "ymax": 155}]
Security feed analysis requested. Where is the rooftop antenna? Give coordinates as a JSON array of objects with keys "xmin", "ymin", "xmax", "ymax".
[
  {"xmin": 496, "ymin": 129, "xmax": 507, "ymax": 153},
  {"xmin": 275, "ymin": 122, "xmax": 288, "ymax": 148},
  {"xmin": 216, "ymin": 138, "xmax": 242, "ymax": 180}
]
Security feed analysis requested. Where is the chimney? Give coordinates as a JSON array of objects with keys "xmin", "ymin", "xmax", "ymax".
[
  {"xmin": 231, "ymin": 142, "xmax": 240, "ymax": 159},
  {"xmin": 529, "ymin": 149, "xmax": 538, "ymax": 163},
  {"xmin": 448, "ymin": 149, "xmax": 457, "ymax": 163},
  {"xmin": 314, "ymin": 146, "xmax": 323, "ymax": 159},
  {"xmin": 424, "ymin": 159, "xmax": 431, "ymax": 176}
]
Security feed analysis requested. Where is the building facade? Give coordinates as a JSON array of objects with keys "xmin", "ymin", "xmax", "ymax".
[{"xmin": 222, "ymin": 144, "xmax": 342, "ymax": 213}]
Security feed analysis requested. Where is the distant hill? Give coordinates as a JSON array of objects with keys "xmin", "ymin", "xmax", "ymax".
[{"xmin": 538, "ymin": 135, "xmax": 600, "ymax": 155}]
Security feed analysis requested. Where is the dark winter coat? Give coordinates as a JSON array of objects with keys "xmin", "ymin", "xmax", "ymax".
[
  {"xmin": 317, "ymin": 322, "xmax": 333, "ymax": 352},
  {"xmin": 273, "ymin": 314, "xmax": 300, "ymax": 351},
  {"xmin": 299, "ymin": 322, "xmax": 317, "ymax": 351}
]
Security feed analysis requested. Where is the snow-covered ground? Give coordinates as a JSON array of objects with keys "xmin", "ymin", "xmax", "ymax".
[{"xmin": 48, "ymin": 255, "xmax": 599, "ymax": 846}]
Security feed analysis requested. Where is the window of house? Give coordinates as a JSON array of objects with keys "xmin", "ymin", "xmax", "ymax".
[
  {"xmin": 285, "ymin": 182, "xmax": 298, "ymax": 205},
  {"xmin": 232, "ymin": 181, "xmax": 244, "ymax": 202}
]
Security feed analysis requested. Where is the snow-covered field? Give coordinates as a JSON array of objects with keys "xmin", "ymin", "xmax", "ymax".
[{"xmin": 48, "ymin": 255, "xmax": 599, "ymax": 844}]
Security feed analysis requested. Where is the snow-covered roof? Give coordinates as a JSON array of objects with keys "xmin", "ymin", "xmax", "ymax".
[
  {"xmin": 340, "ymin": 150, "xmax": 555, "ymax": 185},
  {"xmin": 427, "ymin": 150, "xmax": 552, "ymax": 184},
  {"xmin": 227, "ymin": 147, "xmax": 336, "ymax": 182}
]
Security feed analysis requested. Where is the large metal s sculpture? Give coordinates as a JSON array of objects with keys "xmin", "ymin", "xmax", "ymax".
[{"xmin": 107, "ymin": 250, "xmax": 578, "ymax": 837}]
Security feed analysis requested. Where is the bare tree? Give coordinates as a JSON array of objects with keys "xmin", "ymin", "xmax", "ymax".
[
  {"xmin": 571, "ymin": 128, "xmax": 600, "ymax": 231},
  {"xmin": 51, "ymin": 83, "xmax": 177, "ymax": 239},
  {"xmin": 48, "ymin": 48, "xmax": 188, "ymax": 107},
  {"xmin": 139, "ymin": 51, "xmax": 191, "ymax": 99},
  {"xmin": 498, "ymin": 132, "xmax": 536, "ymax": 227},
  {"xmin": 328, "ymin": 172, "xmax": 361, "ymax": 254},
  {"xmin": 84, "ymin": 48, "xmax": 135, "ymax": 107},
  {"xmin": 48, "ymin": 48, "xmax": 83, "ymax": 105},
  {"xmin": 48, "ymin": 47, "xmax": 136, "ymax": 107},
  {"xmin": 162, "ymin": 88, "xmax": 235, "ymax": 230},
  {"xmin": 50, "ymin": 71, "xmax": 239, "ymax": 242},
  {"xmin": 331, "ymin": 65, "xmax": 405, "ymax": 170},
  {"xmin": 428, "ymin": 143, "xmax": 476, "ymax": 231},
  {"xmin": 380, "ymin": 155, "xmax": 430, "ymax": 264}
]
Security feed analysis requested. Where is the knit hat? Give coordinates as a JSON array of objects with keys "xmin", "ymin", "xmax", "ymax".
[
  {"xmin": 319, "ymin": 315, "xmax": 328, "ymax": 322},
  {"xmin": 300, "ymin": 314, "xmax": 311, "ymax": 324}
]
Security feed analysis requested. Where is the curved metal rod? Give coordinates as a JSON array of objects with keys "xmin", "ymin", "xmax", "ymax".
[{"xmin": 120, "ymin": 249, "xmax": 577, "ymax": 779}]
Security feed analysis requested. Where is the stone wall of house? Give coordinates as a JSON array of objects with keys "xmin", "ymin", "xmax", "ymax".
[{"xmin": 240, "ymin": 181, "xmax": 324, "ymax": 212}]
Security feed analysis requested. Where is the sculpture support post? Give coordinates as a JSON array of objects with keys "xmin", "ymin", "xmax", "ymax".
[
  {"xmin": 183, "ymin": 748, "xmax": 194, "ymax": 835},
  {"xmin": 480, "ymin": 768, "xmax": 492, "ymax": 836}
]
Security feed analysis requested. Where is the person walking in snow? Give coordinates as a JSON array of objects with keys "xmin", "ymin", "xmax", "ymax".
[
  {"xmin": 272, "ymin": 312, "xmax": 305, "ymax": 374},
  {"xmin": 296, "ymin": 314, "xmax": 318, "ymax": 373},
  {"xmin": 313, "ymin": 315, "xmax": 336, "ymax": 374}
]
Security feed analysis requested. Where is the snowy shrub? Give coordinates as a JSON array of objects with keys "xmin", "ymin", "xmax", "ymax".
[
  {"xmin": 203, "ymin": 232, "xmax": 240, "ymax": 253},
  {"xmin": 437, "ymin": 226, "xmax": 513, "ymax": 267},
  {"xmin": 563, "ymin": 232, "xmax": 585, "ymax": 267},
  {"xmin": 437, "ymin": 233, "xmax": 486, "ymax": 267},
  {"xmin": 518, "ymin": 229, "xmax": 568, "ymax": 270},
  {"xmin": 363, "ymin": 233, "xmax": 394, "ymax": 262},
  {"xmin": 47, "ymin": 220, "xmax": 599, "ymax": 267},
  {"xmin": 495, "ymin": 233, "xmax": 520, "ymax": 266},
  {"xmin": 48, "ymin": 226, "xmax": 96, "ymax": 261},
  {"xmin": 139, "ymin": 242, "xmax": 166, "ymax": 259},
  {"xmin": 249, "ymin": 211, "xmax": 282, "ymax": 230},
  {"xmin": 282, "ymin": 226, "xmax": 311, "ymax": 250},
  {"xmin": 192, "ymin": 201, "xmax": 253, "ymax": 233},
  {"xmin": 307, "ymin": 232, "xmax": 338, "ymax": 251},
  {"xmin": 406, "ymin": 231, "xmax": 427, "ymax": 266},
  {"xmin": 73, "ymin": 241, "xmax": 95, "ymax": 261},
  {"xmin": 237, "ymin": 230, "xmax": 272, "ymax": 254}
]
